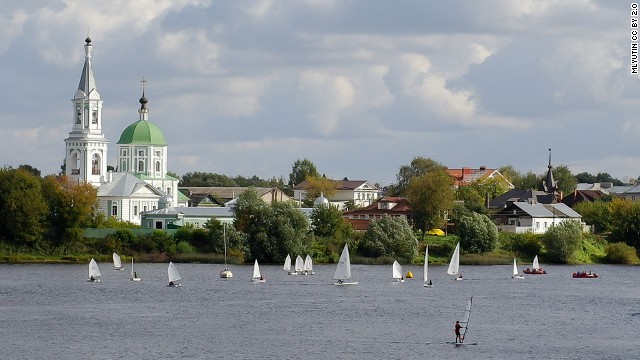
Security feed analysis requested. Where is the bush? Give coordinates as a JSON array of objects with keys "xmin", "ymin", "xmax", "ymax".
[
  {"xmin": 499, "ymin": 232, "xmax": 543, "ymax": 259},
  {"xmin": 458, "ymin": 212, "xmax": 498, "ymax": 253},
  {"xmin": 176, "ymin": 241, "xmax": 197, "ymax": 254},
  {"xmin": 604, "ymin": 242, "xmax": 639, "ymax": 264},
  {"xmin": 542, "ymin": 221, "xmax": 582, "ymax": 263}
]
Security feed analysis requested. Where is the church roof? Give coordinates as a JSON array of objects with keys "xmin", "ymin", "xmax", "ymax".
[
  {"xmin": 97, "ymin": 172, "xmax": 164, "ymax": 197},
  {"xmin": 76, "ymin": 37, "xmax": 100, "ymax": 100},
  {"xmin": 117, "ymin": 120, "xmax": 167, "ymax": 145}
]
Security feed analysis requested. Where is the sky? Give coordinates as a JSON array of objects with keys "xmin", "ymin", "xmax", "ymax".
[{"xmin": 1, "ymin": 0, "xmax": 639, "ymax": 187}]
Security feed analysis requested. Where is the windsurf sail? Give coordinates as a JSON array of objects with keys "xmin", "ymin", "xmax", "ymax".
[{"xmin": 460, "ymin": 296, "xmax": 473, "ymax": 343}]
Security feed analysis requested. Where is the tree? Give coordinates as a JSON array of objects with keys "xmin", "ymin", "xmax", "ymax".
[
  {"xmin": 394, "ymin": 157, "xmax": 446, "ymax": 196},
  {"xmin": 608, "ymin": 198, "xmax": 640, "ymax": 250},
  {"xmin": 0, "ymin": 167, "xmax": 47, "ymax": 246},
  {"xmin": 406, "ymin": 169, "xmax": 455, "ymax": 237},
  {"xmin": 18, "ymin": 164, "xmax": 41, "ymax": 177},
  {"xmin": 360, "ymin": 215, "xmax": 417, "ymax": 260},
  {"xmin": 311, "ymin": 204, "xmax": 345, "ymax": 238},
  {"xmin": 289, "ymin": 158, "xmax": 319, "ymax": 187},
  {"xmin": 552, "ymin": 165, "xmax": 577, "ymax": 196},
  {"xmin": 573, "ymin": 200, "xmax": 611, "ymax": 234},
  {"xmin": 42, "ymin": 175, "xmax": 98, "ymax": 250},
  {"xmin": 457, "ymin": 212, "xmax": 498, "ymax": 253},
  {"xmin": 497, "ymin": 165, "xmax": 519, "ymax": 185},
  {"xmin": 575, "ymin": 172, "xmax": 597, "ymax": 184},
  {"xmin": 302, "ymin": 176, "xmax": 336, "ymax": 205},
  {"xmin": 542, "ymin": 220, "xmax": 582, "ymax": 263},
  {"xmin": 514, "ymin": 171, "xmax": 540, "ymax": 189}
]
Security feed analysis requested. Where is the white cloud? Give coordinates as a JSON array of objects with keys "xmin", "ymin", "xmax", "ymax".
[{"xmin": 0, "ymin": 9, "xmax": 27, "ymax": 53}]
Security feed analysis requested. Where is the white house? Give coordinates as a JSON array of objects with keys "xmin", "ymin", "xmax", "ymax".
[
  {"xmin": 293, "ymin": 178, "xmax": 379, "ymax": 209},
  {"xmin": 493, "ymin": 202, "xmax": 583, "ymax": 234}
]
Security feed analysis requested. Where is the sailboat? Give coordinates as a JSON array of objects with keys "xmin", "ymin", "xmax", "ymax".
[
  {"xmin": 392, "ymin": 260, "xmax": 404, "ymax": 282},
  {"xmin": 512, "ymin": 258, "xmax": 524, "ymax": 279},
  {"xmin": 333, "ymin": 244, "xmax": 358, "ymax": 286},
  {"xmin": 251, "ymin": 259, "xmax": 266, "ymax": 283},
  {"xmin": 447, "ymin": 242, "xmax": 463, "ymax": 280},
  {"xmin": 294, "ymin": 255, "xmax": 304, "ymax": 275},
  {"xmin": 167, "ymin": 262, "xmax": 181, "ymax": 287},
  {"xmin": 88, "ymin": 258, "xmax": 101, "ymax": 282},
  {"xmin": 453, "ymin": 297, "xmax": 476, "ymax": 346},
  {"xmin": 219, "ymin": 224, "xmax": 233, "ymax": 279},
  {"xmin": 523, "ymin": 255, "xmax": 547, "ymax": 274},
  {"xmin": 303, "ymin": 255, "xmax": 315, "ymax": 275},
  {"xmin": 112, "ymin": 252, "xmax": 124, "ymax": 270},
  {"xmin": 130, "ymin": 257, "xmax": 141, "ymax": 281},
  {"xmin": 424, "ymin": 246, "xmax": 433, "ymax": 288}
]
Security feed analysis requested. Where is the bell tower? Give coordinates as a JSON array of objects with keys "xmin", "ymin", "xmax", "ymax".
[{"xmin": 64, "ymin": 37, "xmax": 108, "ymax": 185}]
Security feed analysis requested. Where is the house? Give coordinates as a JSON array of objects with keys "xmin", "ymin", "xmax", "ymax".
[
  {"xmin": 493, "ymin": 202, "xmax": 582, "ymax": 234},
  {"xmin": 97, "ymin": 171, "xmax": 164, "ymax": 224},
  {"xmin": 561, "ymin": 189, "xmax": 609, "ymax": 208},
  {"xmin": 342, "ymin": 197, "xmax": 411, "ymax": 231},
  {"xmin": 180, "ymin": 187, "xmax": 293, "ymax": 207},
  {"xmin": 604, "ymin": 184, "xmax": 640, "ymax": 202},
  {"xmin": 489, "ymin": 189, "xmax": 557, "ymax": 210},
  {"xmin": 293, "ymin": 177, "xmax": 379, "ymax": 209},
  {"xmin": 446, "ymin": 166, "xmax": 514, "ymax": 189}
]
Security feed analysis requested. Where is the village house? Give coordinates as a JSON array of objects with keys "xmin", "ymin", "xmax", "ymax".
[
  {"xmin": 293, "ymin": 178, "xmax": 379, "ymax": 209},
  {"xmin": 342, "ymin": 197, "xmax": 411, "ymax": 231}
]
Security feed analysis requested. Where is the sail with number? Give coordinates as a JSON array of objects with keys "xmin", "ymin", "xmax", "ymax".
[
  {"xmin": 392, "ymin": 260, "xmax": 403, "ymax": 281},
  {"xmin": 112, "ymin": 252, "xmax": 123, "ymax": 270},
  {"xmin": 447, "ymin": 242, "xmax": 460, "ymax": 276},
  {"xmin": 295, "ymin": 255, "xmax": 304, "ymax": 273},
  {"xmin": 168, "ymin": 262, "xmax": 181, "ymax": 284},
  {"xmin": 89, "ymin": 258, "xmax": 101, "ymax": 279}
]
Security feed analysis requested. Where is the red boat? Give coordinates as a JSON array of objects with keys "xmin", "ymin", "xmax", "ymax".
[
  {"xmin": 523, "ymin": 268, "xmax": 547, "ymax": 275},
  {"xmin": 572, "ymin": 271, "xmax": 598, "ymax": 278}
]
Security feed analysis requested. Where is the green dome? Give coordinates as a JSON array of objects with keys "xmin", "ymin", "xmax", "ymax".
[{"xmin": 117, "ymin": 120, "xmax": 167, "ymax": 145}]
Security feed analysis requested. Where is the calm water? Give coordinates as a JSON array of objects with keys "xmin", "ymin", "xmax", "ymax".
[{"xmin": 1, "ymin": 262, "xmax": 639, "ymax": 359}]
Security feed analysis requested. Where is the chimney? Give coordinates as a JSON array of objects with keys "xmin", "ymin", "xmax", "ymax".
[
  {"xmin": 480, "ymin": 166, "xmax": 486, "ymax": 171},
  {"xmin": 108, "ymin": 170, "xmax": 113, "ymax": 183}
]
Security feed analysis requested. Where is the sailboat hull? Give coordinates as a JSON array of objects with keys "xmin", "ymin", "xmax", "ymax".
[
  {"xmin": 333, "ymin": 281, "xmax": 359, "ymax": 286},
  {"xmin": 131, "ymin": 278, "xmax": 141, "ymax": 282},
  {"xmin": 220, "ymin": 270, "xmax": 233, "ymax": 278},
  {"xmin": 423, "ymin": 283, "xmax": 433, "ymax": 288}
]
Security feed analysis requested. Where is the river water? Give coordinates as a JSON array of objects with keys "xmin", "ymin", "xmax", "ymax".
[{"xmin": 1, "ymin": 262, "xmax": 638, "ymax": 359}]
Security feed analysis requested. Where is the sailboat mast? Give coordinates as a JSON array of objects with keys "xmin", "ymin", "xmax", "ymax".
[{"xmin": 223, "ymin": 223, "xmax": 228, "ymax": 267}]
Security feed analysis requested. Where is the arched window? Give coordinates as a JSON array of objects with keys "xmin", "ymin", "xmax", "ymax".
[
  {"xmin": 121, "ymin": 160, "xmax": 127, "ymax": 172},
  {"xmin": 138, "ymin": 160, "xmax": 144, "ymax": 173},
  {"xmin": 91, "ymin": 154, "xmax": 100, "ymax": 175},
  {"xmin": 155, "ymin": 161, "xmax": 160, "ymax": 172}
]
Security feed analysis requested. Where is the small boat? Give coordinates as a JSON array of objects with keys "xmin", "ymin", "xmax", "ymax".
[
  {"xmin": 88, "ymin": 258, "xmax": 101, "ymax": 282},
  {"xmin": 572, "ymin": 271, "xmax": 598, "ymax": 278},
  {"xmin": 424, "ymin": 246, "xmax": 433, "ymax": 288},
  {"xmin": 219, "ymin": 224, "xmax": 233, "ymax": 279},
  {"xmin": 447, "ymin": 242, "xmax": 463, "ymax": 281},
  {"xmin": 167, "ymin": 262, "xmax": 181, "ymax": 287},
  {"xmin": 112, "ymin": 252, "xmax": 124, "ymax": 271},
  {"xmin": 392, "ymin": 260, "xmax": 404, "ymax": 282},
  {"xmin": 294, "ymin": 255, "xmax": 304, "ymax": 275},
  {"xmin": 523, "ymin": 255, "xmax": 547, "ymax": 274},
  {"xmin": 333, "ymin": 244, "xmax": 358, "ymax": 286},
  {"xmin": 303, "ymin": 255, "xmax": 315, "ymax": 275},
  {"xmin": 511, "ymin": 258, "xmax": 524, "ymax": 279},
  {"xmin": 251, "ymin": 259, "xmax": 266, "ymax": 283},
  {"xmin": 283, "ymin": 254, "xmax": 295, "ymax": 275},
  {"xmin": 130, "ymin": 257, "xmax": 141, "ymax": 282}
]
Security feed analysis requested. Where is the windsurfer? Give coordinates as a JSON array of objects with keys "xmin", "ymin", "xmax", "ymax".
[{"xmin": 454, "ymin": 321, "xmax": 463, "ymax": 343}]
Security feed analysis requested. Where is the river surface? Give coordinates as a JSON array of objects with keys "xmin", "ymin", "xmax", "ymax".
[{"xmin": 1, "ymin": 262, "xmax": 638, "ymax": 359}]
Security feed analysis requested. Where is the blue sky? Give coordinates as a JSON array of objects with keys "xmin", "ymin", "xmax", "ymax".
[{"xmin": 1, "ymin": 1, "xmax": 639, "ymax": 186}]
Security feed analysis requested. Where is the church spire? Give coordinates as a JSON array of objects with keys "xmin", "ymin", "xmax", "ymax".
[
  {"xmin": 138, "ymin": 77, "xmax": 149, "ymax": 121},
  {"xmin": 543, "ymin": 148, "xmax": 557, "ymax": 194},
  {"xmin": 77, "ymin": 37, "xmax": 100, "ymax": 99}
]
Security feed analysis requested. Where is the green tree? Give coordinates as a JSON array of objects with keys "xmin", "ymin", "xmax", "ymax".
[
  {"xmin": 497, "ymin": 165, "xmax": 519, "ymax": 185},
  {"xmin": 575, "ymin": 172, "xmax": 597, "ymax": 184},
  {"xmin": 573, "ymin": 200, "xmax": 611, "ymax": 234},
  {"xmin": 289, "ymin": 158, "xmax": 320, "ymax": 187},
  {"xmin": 608, "ymin": 198, "xmax": 640, "ymax": 250},
  {"xmin": 513, "ymin": 171, "xmax": 540, "ymax": 189},
  {"xmin": 604, "ymin": 242, "xmax": 639, "ymax": 264},
  {"xmin": 311, "ymin": 204, "xmax": 345, "ymax": 238},
  {"xmin": 42, "ymin": 175, "xmax": 98, "ymax": 250},
  {"xmin": 542, "ymin": 220, "xmax": 582, "ymax": 263},
  {"xmin": 302, "ymin": 176, "xmax": 336, "ymax": 205},
  {"xmin": 456, "ymin": 186, "xmax": 486, "ymax": 214},
  {"xmin": 0, "ymin": 167, "xmax": 47, "ymax": 247},
  {"xmin": 360, "ymin": 215, "xmax": 417, "ymax": 260},
  {"xmin": 457, "ymin": 212, "xmax": 498, "ymax": 253},
  {"xmin": 552, "ymin": 165, "xmax": 577, "ymax": 196},
  {"xmin": 406, "ymin": 169, "xmax": 455, "ymax": 238},
  {"xmin": 394, "ymin": 157, "xmax": 446, "ymax": 196}
]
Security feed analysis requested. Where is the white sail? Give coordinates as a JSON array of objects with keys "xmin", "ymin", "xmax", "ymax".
[
  {"xmin": 89, "ymin": 258, "xmax": 101, "ymax": 278},
  {"xmin": 392, "ymin": 260, "xmax": 403, "ymax": 280},
  {"xmin": 252, "ymin": 259, "xmax": 265, "ymax": 282},
  {"xmin": 333, "ymin": 244, "xmax": 352, "ymax": 280},
  {"xmin": 532, "ymin": 255, "xmax": 540, "ymax": 270},
  {"xmin": 424, "ymin": 246, "xmax": 432, "ymax": 286},
  {"xmin": 131, "ymin": 258, "xmax": 140, "ymax": 281},
  {"xmin": 447, "ymin": 242, "xmax": 460, "ymax": 275},
  {"xmin": 168, "ymin": 262, "xmax": 181, "ymax": 283},
  {"xmin": 295, "ymin": 255, "xmax": 304, "ymax": 273},
  {"xmin": 303, "ymin": 255, "xmax": 314, "ymax": 274},
  {"xmin": 112, "ymin": 252, "xmax": 122, "ymax": 269},
  {"xmin": 459, "ymin": 297, "xmax": 473, "ymax": 342},
  {"xmin": 283, "ymin": 254, "xmax": 291, "ymax": 271},
  {"xmin": 513, "ymin": 258, "xmax": 518, "ymax": 275}
]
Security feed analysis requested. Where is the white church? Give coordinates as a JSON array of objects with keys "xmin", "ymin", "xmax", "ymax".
[{"xmin": 64, "ymin": 37, "xmax": 184, "ymax": 225}]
